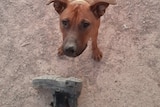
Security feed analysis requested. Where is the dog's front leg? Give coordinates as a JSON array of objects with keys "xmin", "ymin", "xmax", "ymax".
[
  {"xmin": 91, "ymin": 33, "xmax": 103, "ymax": 61},
  {"xmin": 57, "ymin": 45, "xmax": 64, "ymax": 56}
]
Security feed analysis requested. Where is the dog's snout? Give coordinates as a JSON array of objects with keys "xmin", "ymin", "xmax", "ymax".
[
  {"xmin": 65, "ymin": 46, "xmax": 76, "ymax": 54},
  {"xmin": 63, "ymin": 43, "xmax": 77, "ymax": 57}
]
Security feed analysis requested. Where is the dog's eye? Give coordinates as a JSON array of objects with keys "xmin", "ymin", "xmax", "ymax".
[
  {"xmin": 83, "ymin": 22, "xmax": 90, "ymax": 28},
  {"xmin": 62, "ymin": 19, "xmax": 69, "ymax": 28},
  {"xmin": 81, "ymin": 20, "xmax": 90, "ymax": 29}
]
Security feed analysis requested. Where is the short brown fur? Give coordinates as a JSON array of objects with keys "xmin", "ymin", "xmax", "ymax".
[{"xmin": 47, "ymin": 0, "xmax": 116, "ymax": 61}]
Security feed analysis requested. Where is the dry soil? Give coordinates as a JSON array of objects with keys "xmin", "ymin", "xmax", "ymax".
[{"xmin": 0, "ymin": 0, "xmax": 160, "ymax": 107}]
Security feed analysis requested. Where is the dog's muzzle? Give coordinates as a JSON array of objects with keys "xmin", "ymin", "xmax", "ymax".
[{"xmin": 63, "ymin": 43, "xmax": 87, "ymax": 57}]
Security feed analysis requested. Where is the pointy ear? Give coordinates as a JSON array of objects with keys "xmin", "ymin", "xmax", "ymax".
[
  {"xmin": 47, "ymin": 0, "xmax": 67, "ymax": 14},
  {"xmin": 90, "ymin": 2, "xmax": 109, "ymax": 18}
]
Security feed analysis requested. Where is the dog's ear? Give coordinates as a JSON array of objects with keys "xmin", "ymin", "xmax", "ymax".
[
  {"xmin": 90, "ymin": 2, "xmax": 109, "ymax": 18},
  {"xmin": 90, "ymin": 0, "xmax": 116, "ymax": 18},
  {"xmin": 47, "ymin": 0, "xmax": 67, "ymax": 14}
]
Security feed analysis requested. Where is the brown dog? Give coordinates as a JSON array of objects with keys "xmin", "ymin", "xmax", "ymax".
[{"xmin": 47, "ymin": 0, "xmax": 116, "ymax": 61}]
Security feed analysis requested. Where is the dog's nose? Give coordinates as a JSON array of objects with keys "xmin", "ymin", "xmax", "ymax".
[{"xmin": 63, "ymin": 44, "xmax": 76, "ymax": 57}]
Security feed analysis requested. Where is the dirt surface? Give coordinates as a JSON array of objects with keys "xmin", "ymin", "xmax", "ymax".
[{"xmin": 0, "ymin": 0, "xmax": 160, "ymax": 107}]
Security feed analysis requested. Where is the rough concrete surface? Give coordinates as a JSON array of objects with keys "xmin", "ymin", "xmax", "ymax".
[{"xmin": 0, "ymin": 0, "xmax": 160, "ymax": 107}]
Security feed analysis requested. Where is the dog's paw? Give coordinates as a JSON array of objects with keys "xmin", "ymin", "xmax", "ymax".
[
  {"xmin": 92, "ymin": 49, "xmax": 103, "ymax": 61},
  {"xmin": 57, "ymin": 47, "xmax": 64, "ymax": 56}
]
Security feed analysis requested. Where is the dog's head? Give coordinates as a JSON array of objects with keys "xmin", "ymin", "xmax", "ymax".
[{"xmin": 47, "ymin": 0, "xmax": 116, "ymax": 57}]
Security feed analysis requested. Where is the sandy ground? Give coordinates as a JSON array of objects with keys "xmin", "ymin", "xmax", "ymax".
[{"xmin": 0, "ymin": 0, "xmax": 160, "ymax": 107}]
